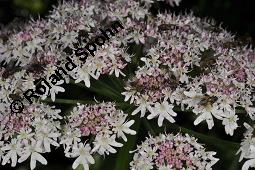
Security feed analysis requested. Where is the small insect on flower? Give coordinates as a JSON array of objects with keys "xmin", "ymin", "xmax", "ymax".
[
  {"xmin": 198, "ymin": 94, "xmax": 218, "ymax": 106},
  {"xmin": 198, "ymin": 49, "xmax": 220, "ymax": 74},
  {"xmin": 24, "ymin": 56, "xmax": 48, "ymax": 75},
  {"xmin": 8, "ymin": 92, "xmax": 23, "ymax": 101},
  {"xmin": 1, "ymin": 59, "xmax": 22, "ymax": 79},
  {"xmin": 130, "ymin": 133, "xmax": 219, "ymax": 170}
]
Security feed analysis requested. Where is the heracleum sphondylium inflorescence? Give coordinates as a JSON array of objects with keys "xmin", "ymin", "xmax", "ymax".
[
  {"xmin": 0, "ymin": 0, "xmax": 255, "ymax": 169},
  {"xmin": 130, "ymin": 133, "xmax": 219, "ymax": 170}
]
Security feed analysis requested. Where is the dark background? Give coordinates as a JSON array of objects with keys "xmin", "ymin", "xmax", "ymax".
[{"xmin": 0, "ymin": 0, "xmax": 255, "ymax": 170}]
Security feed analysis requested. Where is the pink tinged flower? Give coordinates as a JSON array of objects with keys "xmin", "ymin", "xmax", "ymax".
[
  {"xmin": 113, "ymin": 119, "xmax": 136, "ymax": 142},
  {"xmin": 30, "ymin": 152, "xmax": 47, "ymax": 170},
  {"xmin": 245, "ymin": 107, "xmax": 255, "ymax": 120},
  {"xmin": 71, "ymin": 143, "xmax": 95, "ymax": 170},
  {"xmin": 92, "ymin": 134, "xmax": 123, "ymax": 155},
  {"xmin": 222, "ymin": 112, "xmax": 239, "ymax": 136},
  {"xmin": 62, "ymin": 102, "xmax": 136, "ymax": 158},
  {"xmin": 130, "ymin": 133, "xmax": 218, "ymax": 170},
  {"xmin": 1, "ymin": 139, "xmax": 20, "ymax": 167},
  {"xmin": 147, "ymin": 101, "xmax": 177, "ymax": 127},
  {"xmin": 18, "ymin": 140, "xmax": 47, "ymax": 170},
  {"xmin": 131, "ymin": 97, "xmax": 155, "ymax": 117},
  {"xmin": 193, "ymin": 104, "xmax": 223, "ymax": 130},
  {"xmin": 41, "ymin": 80, "xmax": 65, "ymax": 102},
  {"xmin": 17, "ymin": 32, "xmax": 31, "ymax": 41}
]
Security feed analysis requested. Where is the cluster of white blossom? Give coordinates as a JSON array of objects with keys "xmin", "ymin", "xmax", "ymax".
[
  {"xmin": 237, "ymin": 123, "xmax": 255, "ymax": 170},
  {"xmin": 2, "ymin": 0, "xmax": 255, "ymax": 169},
  {"xmin": 0, "ymin": 100, "xmax": 136, "ymax": 170},
  {"xmin": 0, "ymin": 101, "xmax": 62, "ymax": 170},
  {"xmin": 0, "ymin": 0, "xmax": 184, "ymax": 169},
  {"xmin": 122, "ymin": 66, "xmax": 178, "ymax": 127},
  {"xmin": 130, "ymin": 133, "xmax": 219, "ymax": 170},
  {"xmin": 122, "ymin": 12, "xmax": 255, "ymax": 136},
  {"xmin": 0, "ymin": 0, "xmax": 154, "ymax": 106},
  {"xmin": 61, "ymin": 102, "xmax": 136, "ymax": 170}
]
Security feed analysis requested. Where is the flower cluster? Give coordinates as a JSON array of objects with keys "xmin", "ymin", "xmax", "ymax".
[
  {"xmin": 0, "ymin": 102, "xmax": 62, "ymax": 170},
  {"xmin": 0, "ymin": 0, "xmax": 134, "ymax": 106},
  {"xmin": 122, "ymin": 66, "xmax": 178, "ymax": 127},
  {"xmin": 130, "ymin": 133, "xmax": 219, "ymax": 170},
  {"xmin": 237, "ymin": 123, "xmax": 255, "ymax": 170},
  {"xmin": 0, "ymin": 0, "xmax": 183, "ymax": 105},
  {"xmin": 0, "ymin": 0, "xmax": 183, "ymax": 169},
  {"xmin": 122, "ymin": 11, "xmax": 255, "ymax": 135},
  {"xmin": 60, "ymin": 102, "xmax": 136, "ymax": 170},
  {"xmin": 2, "ymin": 0, "xmax": 255, "ymax": 169}
]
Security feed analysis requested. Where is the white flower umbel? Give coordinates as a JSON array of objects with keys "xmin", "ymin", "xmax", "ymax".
[
  {"xmin": 130, "ymin": 133, "xmax": 219, "ymax": 170},
  {"xmin": 122, "ymin": 66, "xmax": 178, "ymax": 127},
  {"xmin": 18, "ymin": 140, "xmax": 47, "ymax": 170},
  {"xmin": 92, "ymin": 134, "xmax": 123, "ymax": 155},
  {"xmin": 0, "ymin": 102, "xmax": 62, "ymax": 169},
  {"xmin": 237, "ymin": 123, "xmax": 255, "ymax": 170},
  {"xmin": 147, "ymin": 101, "xmax": 177, "ymax": 127},
  {"xmin": 112, "ymin": 117, "xmax": 136, "ymax": 142},
  {"xmin": 61, "ymin": 102, "xmax": 136, "ymax": 170},
  {"xmin": 70, "ymin": 143, "xmax": 95, "ymax": 170}
]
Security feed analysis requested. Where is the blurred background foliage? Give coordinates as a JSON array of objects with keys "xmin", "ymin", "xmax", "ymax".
[{"xmin": 1, "ymin": 0, "xmax": 255, "ymax": 170}]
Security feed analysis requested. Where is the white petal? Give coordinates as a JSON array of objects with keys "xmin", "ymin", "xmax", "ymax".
[
  {"xmin": 124, "ymin": 120, "xmax": 135, "ymax": 127},
  {"xmin": 132, "ymin": 106, "xmax": 141, "ymax": 116},
  {"xmin": 18, "ymin": 153, "xmax": 30, "ymax": 163},
  {"xmin": 72, "ymin": 156, "xmax": 82, "ymax": 169},
  {"xmin": 86, "ymin": 155, "xmax": 95, "ymax": 164},
  {"xmin": 242, "ymin": 159, "xmax": 255, "ymax": 170},
  {"xmin": 107, "ymin": 146, "xmax": 117, "ymax": 153},
  {"xmin": 11, "ymin": 152, "xmax": 17, "ymax": 167},
  {"xmin": 163, "ymin": 113, "xmax": 176, "ymax": 123},
  {"xmin": 84, "ymin": 74, "xmax": 91, "ymax": 87},
  {"xmin": 30, "ymin": 152, "xmax": 47, "ymax": 170},
  {"xmin": 194, "ymin": 113, "xmax": 205, "ymax": 126},
  {"xmin": 158, "ymin": 115, "xmax": 164, "ymax": 127}
]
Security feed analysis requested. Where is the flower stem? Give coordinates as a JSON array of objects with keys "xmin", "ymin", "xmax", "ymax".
[
  {"xmin": 143, "ymin": 119, "xmax": 156, "ymax": 136},
  {"xmin": 41, "ymin": 98, "xmax": 132, "ymax": 108}
]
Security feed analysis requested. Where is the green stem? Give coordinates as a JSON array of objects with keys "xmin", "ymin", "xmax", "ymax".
[
  {"xmin": 143, "ymin": 119, "xmax": 156, "ymax": 136},
  {"xmin": 40, "ymin": 98, "xmax": 96, "ymax": 105},
  {"xmin": 41, "ymin": 98, "xmax": 132, "ymax": 108},
  {"xmin": 70, "ymin": 80, "xmax": 123, "ymax": 101},
  {"xmin": 109, "ymin": 75, "xmax": 124, "ymax": 92}
]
